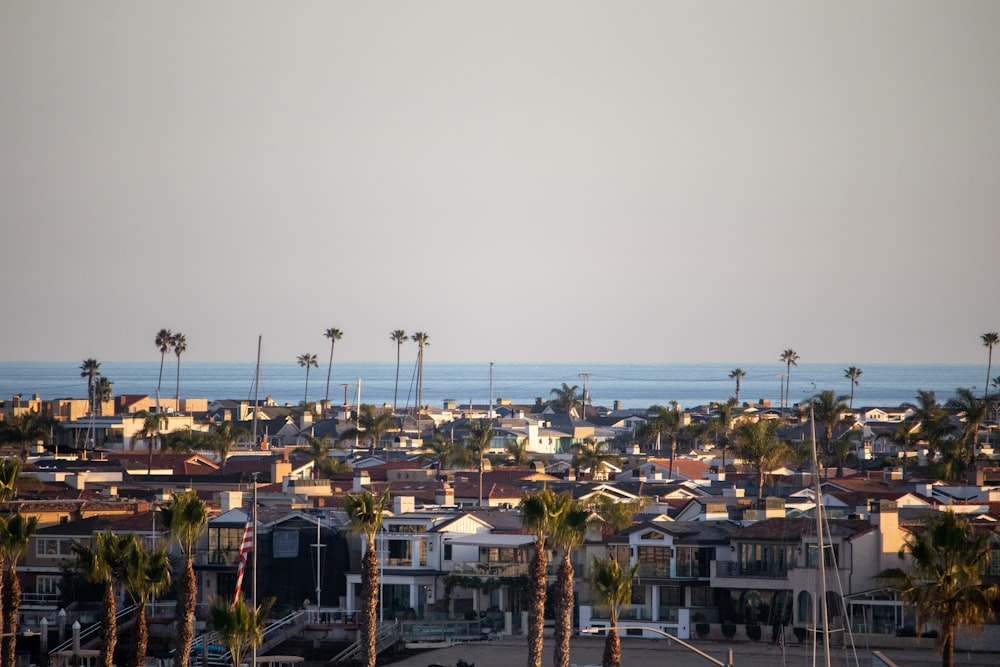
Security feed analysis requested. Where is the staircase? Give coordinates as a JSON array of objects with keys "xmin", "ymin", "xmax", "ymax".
[
  {"xmin": 49, "ymin": 605, "xmax": 139, "ymax": 657},
  {"xmin": 329, "ymin": 621, "xmax": 400, "ymax": 663},
  {"xmin": 188, "ymin": 610, "xmax": 308, "ymax": 667},
  {"xmin": 259, "ymin": 610, "xmax": 308, "ymax": 654}
]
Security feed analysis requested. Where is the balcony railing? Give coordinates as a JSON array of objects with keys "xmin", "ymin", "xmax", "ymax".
[
  {"xmin": 716, "ymin": 560, "xmax": 791, "ymax": 579},
  {"xmin": 673, "ymin": 562, "xmax": 710, "ymax": 579},
  {"xmin": 451, "ymin": 562, "xmax": 530, "ymax": 577}
]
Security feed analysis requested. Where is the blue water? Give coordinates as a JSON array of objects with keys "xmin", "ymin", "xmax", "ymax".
[{"xmin": 0, "ymin": 361, "xmax": 987, "ymax": 411}]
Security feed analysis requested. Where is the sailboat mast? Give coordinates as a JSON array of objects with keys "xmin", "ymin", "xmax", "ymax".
[
  {"xmin": 252, "ymin": 335, "xmax": 262, "ymax": 447},
  {"xmin": 810, "ymin": 404, "xmax": 832, "ymax": 667}
]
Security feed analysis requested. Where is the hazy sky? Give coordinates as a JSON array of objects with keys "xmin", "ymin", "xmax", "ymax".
[{"xmin": 2, "ymin": 2, "xmax": 999, "ymax": 365}]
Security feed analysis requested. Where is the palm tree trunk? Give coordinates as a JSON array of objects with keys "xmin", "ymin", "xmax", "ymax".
[
  {"xmin": 360, "ymin": 537, "xmax": 379, "ymax": 667},
  {"xmin": 602, "ymin": 619, "xmax": 621, "ymax": 667},
  {"xmin": 527, "ymin": 539, "xmax": 547, "ymax": 667},
  {"xmin": 132, "ymin": 605, "xmax": 148, "ymax": 667},
  {"xmin": 176, "ymin": 355, "xmax": 182, "ymax": 408},
  {"xmin": 943, "ymin": 622, "xmax": 954, "ymax": 667},
  {"xmin": 986, "ymin": 348, "xmax": 993, "ymax": 400},
  {"xmin": 553, "ymin": 555, "xmax": 574, "ymax": 667},
  {"xmin": 668, "ymin": 435, "xmax": 677, "ymax": 479},
  {"xmin": 304, "ymin": 367, "xmax": 311, "ymax": 405},
  {"xmin": 326, "ymin": 341, "xmax": 335, "ymax": 409},
  {"xmin": 0, "ymin": 556, "xmax": 6, "ymax": 657},
  {"xmin": 100, "ymin": 581, "xmax": 117, "ymax": 667},
  {"xmin": 2, "ymin": 566, "xmax": 20, "ymax": 667},
  {"xmin": 394, "ymin": 345, "xmax": 401, "ymax": 412},
  {"xmin": 173, "ymin": 559, "xmax": 196, "ymax": 667}
]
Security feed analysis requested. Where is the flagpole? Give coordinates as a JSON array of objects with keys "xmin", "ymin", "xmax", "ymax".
[{"xmin": 252, "ymin": 471, "xmax": 259, "ymax": 667}]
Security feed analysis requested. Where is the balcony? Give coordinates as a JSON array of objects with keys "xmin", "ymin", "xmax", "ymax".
[
  {"xmin": 716, "ymin": 560, "xmax": 791, "ymax": 579},
  {"xmin": 451, "ymin": 562, "xmax": 529, "ymax": 577}
]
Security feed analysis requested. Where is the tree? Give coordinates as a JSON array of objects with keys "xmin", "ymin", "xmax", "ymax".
[
  {"xmin": 342, "ymin": 490, "xmax": 389, "ymax": 667},
  {"xmin": 339, "ymin": 404, "xmax": 396, "ymax": 455},
  {"xmin": 466, "ymin": 419, "xmax": 494, "ymax": 507},
  {"xmin": 877, "ymin": 510, "xmax": 998, "ymax": 667},
  {"xmin": 732, "ymin": 419, "xmax": 787, "ymax": 499},
  {"xmin": 420, "ymin": 433, "xmax": 468, "ymax": 470},
  {"xmin": 161, "ymin": 491, "xmax": 208, "ymax": 667},
  {"xmin": 645, "ymin": 402, "xmax": 682, "ymax": 477},
  {"xmin": 80, "ymin": 358, "xmax": 101, "ymax": 416},
  {"xmin": 550, "ymin": 496, "xmax": 591, "ymax": 667},
  {"xmin": 2, "ymin": 512, "xmax": 38, "ymax": 667},
  {"xmin": 209, "ymin": 420, "xmax": 250, "ymax": 473},
  {"xmin": 323, "ymin": 328, "xmax": 344, "ymax": 412},
  {"xmin": 0, "ymin": 459, "xmax": 22, "ymax": 502},
  {"xmin": 161, "ymin": 427, "xmax": 209, "ymax": 454},
  {"xmin": 571, "ymin": 438, "xmax": 621, "ymax": 481},
  {"xmin": 297, "ymin": 353, "xmax": 319, "ymax": 406},
  {"xmin": 94, "ymin": 375, "xmax": 114, "ymax": 414},
  {"xmin": 411, "ymin": 332, "xmax": 430, "ymax": 412},
  {"xmin": 208, "ymin": 595, "xmax": 275, "ymax": 667},
  {"xmin": 0, "ymin": 411, "xmax": 55, "ymax": 460},
  {"xmin": 807, "ymin": 390, "xmax": 851, "ymax": 454},
  {"xmin": 780, "ymin": 349, "xmax": 799, "ymax": 414},
  {"xmin": 706, "ymin": 399, "xmax": 738, "ymax": 472},
  {"xmin": 72, "ymin": 531, "xmax": 135, "ymax": 667},
  {"xmin": 390, "ymin": 330, "xmax": 407, "ymax": 412},
  {"xmin": 844, "ymin": 366, "xmax": 862, "ymax": 411},
  {"xmin": 294, "ymin": 434, "xmax": 343, "ymax": 478},
  {"xmin": 825, "ymin": 430, "xmax": 859, "ymax": 479},
  {"xmin": 122, "ymin": 542, "xmax": 172, "ymax": 667},
  {"xmin": 549, "ymin": 383, "xmax": 583, "ymax": 416},
  {"xmin": 504, "ymin": 438, "xmax": 532, "ymax": 467},
  {"xmin": 982, "ymin": 332, "xmax": 999, "ymax": 399},
  {"xmin": 171, "ymin": 332, "xmax": 187, "ymax": 409},
  {"xmin": 729, "ymin": 368, "xmax": 747, "ymax": 404},
  {"xmin": 902, "ymin": 390, "xmax": 953, "ymax": 464},
  {"xmin": 133, "ymin": 410, "xmax": 169, "ymax": 475},
  {"xmin": 588, "ymin": 557, "xmax": 639, "ymax": 667},
  {"xmin": 154, "ymin": 329, "xmax": 174, "ymax": 412},
  {"xmin": 520, "ymin": 487, "xmax": 561, "ymax": 667},
  {"xmin": 943, "ymin": 387, "xmax": 989, "ymax": 477},
  {"xmin": 589, "ymin": 495, "xmax": 650, "ymax": 536}
]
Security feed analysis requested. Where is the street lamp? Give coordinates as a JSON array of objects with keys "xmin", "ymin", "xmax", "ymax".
[{"xmin": 581, "ymin": 625, "xmax": 734, "ymax": 667}]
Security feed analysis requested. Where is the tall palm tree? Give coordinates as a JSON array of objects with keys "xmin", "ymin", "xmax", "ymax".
[
  {"xmin": 390, "ymin": 330, "xmax": 407, "ymax": 412},
  {"xmin": 732, "ymin": 419, "xmax": 787, "ymax": 499},
  {"xmin": 342, "ymin": 490, "xmax": 389, "ymax": 667},
  {"xmin": 982, "ymin": 333, "xmax": 999, "ymax": 399},
  {"xmin": 944, "ymin": 387, "xmax": 989, "ymax": 476},
  {"xmin": 780, "ymin": 349, "xmax": 799, "ymax": 414},
  {"xmin": 2, "ymin": 512, "xmax": 38, "ymax": 667},
  {"xmin": 72, "ymin": 531, "xmax": 136, "ymax": 667},
  {"xmin": 133, "ymin": 410, "xmax": 169, "ymax": 475},
  {"xmin": 808, "ymin": 390, "xmax": 851, "ymax": 454},
  {"xmin": 571, "ymin": 438, "xmax": 621, "ymax": 481},
  {"xmin": 902, "ymin": 390, "xmax": 953, "ymax": 464},
  {"xmin": 520, "ymin": 487, "xmax": 561, "ymax": 667},
  {"xmin": 708, "ymin": 398, "xmax": 738, "ymax": 472},
  {"xmin": 466, "ymin": 419, "xmax": 495, "ymax": 506},
  {"xmin": 171, "ymin": 332, "xmax": 187, "ymax": 410},
  {"xmin": 161, "ymin": 491, "xmax": 208, "ymax": 667},
  {"xmin": 209, "ymin": 420, "xmax": 250, "ymax": 473},
  {"xmin": 79, "ymin": 358, "xmax": 101, "ymax": 416},
  {"xmin": 297, "ymin": 353, "xmax": 319, "ymax": 406},
  {"xmin": 844, "ymin": 366, "xmax": 862, "ymax": 410},
  {"xmin": 549, "ymin": 383, "xmax": 583, "ymax": 416},
  {"xmin": 588, "ymin": 557, "xmax": 639, "ymax": 667},
  {"xmin": 323, "ymin": 328, "xmax": 344, "ymax": 412},
  {"xmin": 0, "ymin": 459, "xmax": 22, "ymax": 502},
  {"xmin": 208, "ymin": 595, "xmax": 275, "ymax": 667},
  {"xmin": 878, "ymin": 510, "xmax": 999, "ymax": 667},
  {"xmin": 339, "ymin": 404, "xmax": 396, "ymax": 455},
  {"xmin": 122, "ymin": 542, "xmax": 173, "ymax": 667},
  {"xmin": 645, "ymin": 403, "xmax": 682, "ymax": 477},
  {"xmin": 94, "ymin": 375, "xmax": 114, "ymax": 415},
  {"xmin": 550, "ymin": 496, "xmax": 591, "ymax": 667},
  {"xmin": 411, "ymin": 332, "xmax": 430, "ymax": 412},
  {"xmin": 154, "ymin": 329, "xmax": 173, "ymax": 412},
  {"xmin": 729, "ymin": 368, "xmax": 746, "ymax": 404}
]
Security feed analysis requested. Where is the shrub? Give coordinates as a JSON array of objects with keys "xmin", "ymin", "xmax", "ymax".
[
  {"xmin": 721, "ymin": 622, "xmax": 737, "ymax": 640},
  {"xmin": 745, "ymin": 623, "xmax": 762, "ymax": 641},
  {"xmin": 695, "ymin": 622, "xmax": 710, "ymax": 639}
]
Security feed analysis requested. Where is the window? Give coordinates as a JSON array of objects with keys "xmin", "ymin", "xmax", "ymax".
[
  {"xmin": 990, "ymin": 548, "xmax": 1000, "ymax": 576},
  {"xmin": 444, "ymin": 543, "xmax": 453, "ymax": 560},
  {"xmin": 798, "ymin": 591, "xmax": 813, "ymax": 622},
  {"xmin": 806, "ymin": 544, "xmax": 841, "ymax": 568},
  {"xmin": 388, "ymin": 539, "xmax": 411, "ymax": 564},
  {"xmin": 36, "ymin": 538, "xmax": 71, "ymax": 557},
  {"xmin": 37, "ymin": 576, "xmax": 60, "ymax": 596}
]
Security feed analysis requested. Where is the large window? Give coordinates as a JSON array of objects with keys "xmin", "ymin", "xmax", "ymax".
[
  {"xmin": 636, "ymin": 546, "xmax": 671, "ymax": 577},
  {"xmin": 36, "ymin": 538, "xmax": 71, "ymax": 558},
  {"xmin": 208, "ymin": 527, "xmax": 245, "ymax": 565},
  {"xmin": 738, "ymin": 543, "xmax": 794, "ymax": 577},
  {"xmin": 388, "ymin": 539, "xmax": 412, "ymax": 565},
  {"xmin": 37, "ymin": 575, "xmax": 60, "ymax": 596},
  {"xmin": 806, "ymin": 544, "xmax": 841, "ymax": 569}
]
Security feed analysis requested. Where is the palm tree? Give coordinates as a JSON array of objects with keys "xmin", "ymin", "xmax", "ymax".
[
  {"xmin": 944, "ymin": 387, "xmax": 989, "ymax": 476},
  {"xmin": 549, "ymin": 383, "xmax": 583, "ymax": 416},
  {"xmin": 466, "ymin": 419, "xmax": 494, "ymax": 506},
  {"xmin": 294, "ymin": 434, "xmax": 342, "ymax": 478},
  {"xmin": 0, "ymin": 459, "xmax": 22, "ymax": 502},
  {"xmin": 339, "ymin": 404, "xmax": 396, "ymax": 455},
  {"xmin": 780, "ymin": 349, "xmax": 799, "ymax": 414},
  {"xmin": 729, "ymin": 368, "xmax": 746, "ymax": 404},
  {"xmin": 72, "ymin": 531, "xmax": 136, "ymax": 667},
  {"xmin": 902, "ymin": 390, "xmax": 953, "ymax": 464},
  {"xmin": 209, "ymin": 420, "xmax": 250, "ymax": 473},
  {"xmin": 878, "ymin": 510, "xmax": 998, "ymax": 667},
  {"xmin": 297, "ymin": 353, "xmax": 319, "ymax": 406},
  {"xmin": 844, "ymin": 366, "xmax": 862, "ymax": 410},
  {"xmin": 520, "ymin": 487, "xmax": 561, "ymax": 667},
  {"xmin": 94, "ymin": 375, "xmax": 114, "ymax": 415},
  {"xmin": 0, "ymin": 411, "xmax": 55, "ymax": 460},
  {"xmin": 2, "ymin": 512, "xmax": 38, "ymax": 667},
  {"xmin": 420, "ymin": 433, "xmax": 468, "ymax": 470},
  {"xmin": 707, "ymin": 398, "xmax": 738, "ymax": 472},
  {"xmin": 390, "ymin": 330, "xmax": 407, "ymax": 412},
  {"xmin": 590, "ymin": 495, "xmax": 650, "ymax": 536},
  {"xmin": 411, "ymin": 332, "xmax": 430, "ymax": 412},
  {"xmin": 79, "ymin": 358, "xmax": 101, "ymax": 416},
  {"xmin": 342, "ymin": 490, "xmax": 389, "ymax": 667},
  {"xmin": 122, "ymin": 542, "xmax": 173, "ymax": 667},
  {"xmin": 161, "ymin": 491, "xmax": 208, "ymax": 667},
  {"xmin": 323, "ymin": 328, "xmax": 344, "ymax": 412},
  {"xmin": 982, "ymin": 332, "xmax": 999, "ymax": 399},
  {"xmin": 133, "ymin": 410, "xmax": 169, "ymax": 475},
  {"xmin": 643, "ymin": 402, "xmax": 681, "ymax": 475},
  {"xmin": 571, "ymin": 438, "xmax": 621, "ymax": 480},
  {"xmin": 171, "ymin": 332, "xmax": 187, "ymax": 409},
  {"xmin": 154, "ymin": 329, "xmax": 174, "ymax": 412},
  {"xmin": 808, "ymin": 390, "xmax": 851, "ymax": 453},
  {"xmin": 550, "ymin": 496, "xmax": 591, "ymax": 667},
  {"xmin": 208, "ymin": 595, "xmax": 275, "ymax": 667},
  {"xmin": 588, "ymin": 557, "xmax": 639, "ymax": 667},
  {"xmin": 732, "ymin": 419, "xmax": 787, "ymax": 499},
  {"xmin": 504, "ymin": 438, "xmax": 532, "ymax": 467}
]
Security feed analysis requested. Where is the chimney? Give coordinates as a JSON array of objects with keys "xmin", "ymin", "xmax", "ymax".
[
  {"xmin": 870, "ymin": 499, "xmax": 901, "ymax": 561},
  {"xmin": 271, "ymin": 459, "xmax": 292, "ymax": 486},
  {"xmin": 613, "ymin": 400, "xmax": 622, "ymax": 411},
  {"xmin": 436, "ymin": 483, "xmax": 454, "ymax": 506},
  {"xmin": 353, "ymin": 469, "xmax": 370, "ymax": 491},
  {"xmin": 394, "ymin": 496, "xmax": 415, "ymax": 514},
  {"xmin": 763, "ymin": 497, "xmax": 785, "ymax": 519},
  {"xmin": 444, "ymin": 399, "xmax": 456, "ymax": 410},
  {"xmin": 219, "ymin": 490, "xmax": 245, "ymax": 514}
]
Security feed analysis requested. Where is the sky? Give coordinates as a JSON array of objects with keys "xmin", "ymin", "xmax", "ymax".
[{"xmin": 2, "ymin": 2, "xmax": 999, "ymax": 366}]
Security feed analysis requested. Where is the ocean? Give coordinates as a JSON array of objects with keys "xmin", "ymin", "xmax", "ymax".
[{"xmin": 0, "ymin": 361, "xmax": 987, "ymax": 411}]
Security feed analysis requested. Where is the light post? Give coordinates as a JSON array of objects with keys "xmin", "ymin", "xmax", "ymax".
[{"xmin": 581, "ymin": 625, "xmax": 734, "ymax": 667}]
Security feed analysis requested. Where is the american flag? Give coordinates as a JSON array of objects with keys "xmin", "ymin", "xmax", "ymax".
[
  {"xmin": 776, "ymin": 624, "xmax": 785, "ymax": 657},
  {"xmin": 231, "ymin": 512, "xmax": 254, "ymax": 607}
]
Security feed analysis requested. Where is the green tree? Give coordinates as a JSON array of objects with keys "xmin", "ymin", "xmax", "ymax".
[
  {"xmin": 420, "ymin": 433, "xmax": 469, "ymax": 470},
  {"xmin": 645, "ymin": 402, "xmax": 682, "ymax": 477},
  {"xmin": 323, "ymin": 328, "xmax": 344, "ymax": 412},
  {"xmin": 706, "ymin": 399, "xmax": 738, "ymax": 472},
  {"xmin": 571, "ymin": 438, "xmax": 621, "ymax": 481},
  {"xmin": 122, "ymin": 542, "xmax": 173, "ymax": 667},
  {"xmin": 297, "ymin": 353, "xmax": 319, "ymax": 406},
  {"xmin": 342, "ymin": 490, "xmax": 389, "ymax": 667},
  {"xmin": 209, "ymin": 420, "xmax": 250, "ymax": 473},
  {"xmin": 411, "ymin": 332, "xmax": 430, "ymax": 412},
  {"xmin": 466, "ymin": 419, "xmax": 494, "ymax": 506},
  {"xmin": 94, "ymin": 375, "xmax": 114, "ymax": 413},
  {"xmin": 1, "ymin": 512, "xmax": 38, "ymax": 667},
  {"xmin": 133, "ymin": 410, "xmax": 169, "ymax": 475},
  {"xmin": 729, "ymin": 368, "xmax": 746, "ymax": 404},
  {"xmin": 161, "ymin": 427, "xmax": 208, "ymax": 453},
  {"xmin": 0, "ymin": 459, "xmax": 22, "ymax": 502},
  {"xmin": 877, "ymin": 511, "xmax": 999, "ymax": 667},
  {"xmin": 733, "ymin": 419, "xmax": 787, "ymax": 499},
  {"xmin": 549, "ymin": 383, "xmax": 583, "ymax": 416},
  {"xmin": 0, "ymin": 411, "xmax": 55, "ymax": 460},
  {"xmin": 807, "ymin": 390, "xmax": 851, "ymax": 453},
  {"xmin": 72, "ymin": 531, "xmax": 135, "ymax": 667},
  {"xmin": 294, "ymin": 434, "xmax": 345, "ymax": 478},
  {"xmin": 161, "ymin": 491, "xmax": 208, "ymax": 667},
  {"xmin": 340, "ymin": 404, "xmax": 396, "ymax": 455},
  {"xmin": 504, "ymin": 437, "xmax": 532, "ymax": 467},
  {"xmin": 588, "ymin": 557, "xmax": 639, "ymax": 667},
  {"xmin": 519, "ymin": 487, "xmax": 561, "ymax": 667},
  {"xmin": 589, "ymin": 495, "xmax": 650, "ymax": 536},
  {"xmin": 80, "ymin": 358, "xmax": 101, "ymax": 416},
  {"xmin": 902, "ymin": 390, "xmax": 953, "ymax": 464},
  {"xmin": 550, "ymin": 496, "xmax": 591, "ymax": 667},
  {"xmin": 982, "ymin": 332, "xmax": 999, "ymax": 399},
  {"xmin": 844, "ymin": 366, "xmax": 862, "ymax": 410},
  {"xmin": 208, "ymin": 595, "xmax": 275, "ymax": 667},
  {"xmin": 154, "ymin": 329, "xmax": 174, "ymax": 411},
  {"xmin": 780, "ymin": 348, "xmax": 799, "ymax": 414},
  {"xmin": 390, "ymin": 330, "xmax": 407, "ymax": 412},
  {"xmin": 171, "ymin": 332, "xmax": 187, "ymax": 409},
  {"xmin": 944, "ymin": 387, "xmax": 990, "ymax": 476}
]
